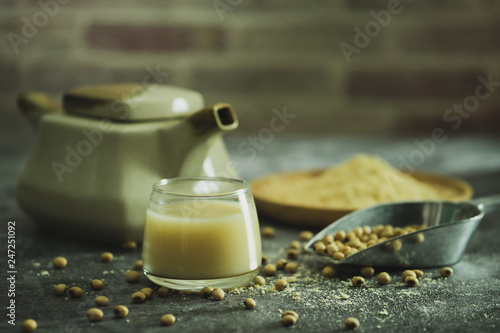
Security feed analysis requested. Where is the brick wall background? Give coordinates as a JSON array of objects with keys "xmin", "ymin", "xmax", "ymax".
[{"xmin": 1, "ymin": 0, "xmax": 500, "ymax": 141}]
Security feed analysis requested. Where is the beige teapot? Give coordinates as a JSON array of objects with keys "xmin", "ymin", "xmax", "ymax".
[{"xmin": 17, "ymin": 83, "xmax": 240, "ymax": 243}]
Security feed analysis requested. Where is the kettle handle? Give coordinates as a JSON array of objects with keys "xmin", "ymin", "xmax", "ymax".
[{"xmin": 17, "ymin": 91, "xmax": 62, "ymax": 128}]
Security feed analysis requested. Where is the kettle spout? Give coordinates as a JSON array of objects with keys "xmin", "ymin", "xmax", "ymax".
[
  {"xmin": 176, "ymin": 103, "xmax": 239, "ymax": 178},
  {"xmin": 17, "ymin": 91, "xmax": 61, "ymax": 128},
  {"xmin": 188, "ymin": 103, "xmax": 238, "ymax": 135}
]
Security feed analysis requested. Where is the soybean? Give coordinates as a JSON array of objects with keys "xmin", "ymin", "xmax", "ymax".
[
  {"xmin": 284, "ymin": 262, "xmax": 298, "ymax": 273},
  {"xmin": 289, "ymin": 240, "xmax": 301, "ymax": 249},
  {"xmin": 22, "ymin": 319, "xmax": 37, "ymax": 331},
  {"xmin": 360, "ymin": 266, "xmax": 375, "ymax": 277},
  {"xmin": 158, "ymin": 287, "xmax": 170, "ymax": 297},
  {"xmin": 282, "ymin": 315, "xmax": 297, "ymax": 326},
  {"xmin": 140, "ymin": 287, "xmax": 153, "ymax": 299},
  {"xmin": 282, "ymin": 310, "xmax": 299, "ymax": 319},
  {"xmin": 275, "ymin": 279, "xmax": 287, "ymax": 291},
  {"xmin": 388, "ymin": 239, "xmax": 402, "ymax": 252},
  {"xmin": 335, "ymin": 230, "xmax": 346, "ymax": 242},
  {"xmin": 276, "ymin": 259, "xmax": 287, "ymax": 270},
  {"xmin": 125, "ymin": 270, "xmax": 141, "ymax": 283},
  {"xmin": 131, "ymin": 292, "xmax": 146, "ymax": 303},
  {"xmin": 87, "ymin": 308, "xmax": 103, "ymax": 321},
  {"xmin": 402, "ymin": 270, "xmax": 417, "ymax": 281},
  {"xmin": 212, "ymin": 288, "xmax": 225, "ymax": 301},
  {"xmin": 54, "ymin": 284, "xmax": 67, "ymax": 295},
  {"xmin": 286, "ymin": 249, "xmax": 299, "ymax": 260},
  {"xmin": 90, "ymin": 279, "xmax": 103, "ymax": 290},
  {"xmin": 200, "ymin": 286, "xmax": 213, "ymax": 298},
  {"xmin": 377, "ymin": 272, "xmax": 391, "ymax": 285},
  {"xmin": 322, "ymin": 266, "xmax": 336, "ymax": 278},
  {"xmin": 122, "ymin": 240, "xmax": 137, "ymax": 250},
  {"xmin": 113, "ymin": 305, "xmax": 129, "ymax": 318},
  {"xmin": 134, "ymin": 260, "xmax": 143, "ymax": 270},
  {"xmin": 94, "ymin": 296, "xmax": 109, "ymax": 306},
  {"xmin": 440, "ymin": 267, "xmax": 454, "ymax": 277},
  {"xmin": 254, "ymin": 275, "xmax": 266, "ymax": 286},
  {"xmin": 299, "ymin": 230, "xmax": 314, "ymax": 241},
  {"xmin": 244, "ymin": 298, "xmax": 256, "ymax": 309},
  {"xmin": 405, "ymin": 276, "xmax": 419, "ymax": 287},
  {"xmin": 264, "ymin": 264, "xmax": 277, "ymax": 276},
  {"xmin": 351, "ymin": 276, "xmax": 365, "ymax": 287},
  {"xmin": 160, "ymin": 314, "xmax": 176, "ymax": 326},
  {"xmin": 68, "ymin": 286, "xmax": 83, "ymax": 297},
  {"xmin": 333, "ymin": 251, "xmax": 345, "ymax": 260},
  {"xmin": 345, "ymin": 317, "xmax": 360, "ymax": 330},
  {"xmin": 322, "ymin": 234, "xmax": 334, "ymax": 245},
  {"xmin": 52, "ymin": 256, "xmax": 67, "ymax": 269},
  {"xmin": 261, "ymin": 226, "xmax": 275, "ymax": 238},
  {"xmin": 326, "ymin": 243, "xmax": 339, "ymax": 256},
  {"xmin": 314, "ymin": 242, "xmax": 326, "ymax": 255},
  {"xmin": 100, "ymin": 252, "xmax": 113, "ymax": 262},
  {"xmin": 413, "ymin": 269, "xmax": 424, "ymax": 278},
  {"xmin": 261, "ymin": 254, "xmax": 268, "ymax": 264}
]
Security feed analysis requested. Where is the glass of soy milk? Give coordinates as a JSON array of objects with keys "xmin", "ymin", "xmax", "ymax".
[{"xmin": 142, "ymin": 177, "xmax": 262, "ymax": 291}]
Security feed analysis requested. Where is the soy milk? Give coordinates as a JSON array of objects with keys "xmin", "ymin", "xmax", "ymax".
[{"xmin": 143, "ymin": 200, "xmax": 261, "ymax": 280}]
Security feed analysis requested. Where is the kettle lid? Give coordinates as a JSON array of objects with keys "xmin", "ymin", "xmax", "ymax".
[{"xmin": 63, "ymin": 83, "xmax": 204, "ymax": 121}]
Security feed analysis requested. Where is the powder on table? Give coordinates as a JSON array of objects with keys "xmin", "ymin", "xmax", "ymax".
[{"xmin": 275, "ymin": 154, "xmax": 451, "ymax": 209}]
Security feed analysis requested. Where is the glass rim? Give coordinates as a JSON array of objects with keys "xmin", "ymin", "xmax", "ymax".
[{"xmin": 152, "ymin": 177, "xmax": 250, "ymax": 198}]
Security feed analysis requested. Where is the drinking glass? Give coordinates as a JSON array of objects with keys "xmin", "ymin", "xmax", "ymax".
[{"xmin": 142, "ymin": 177, "xmax": 262, "ymax": 291}]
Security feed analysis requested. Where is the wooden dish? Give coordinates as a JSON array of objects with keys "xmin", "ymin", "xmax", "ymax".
[{"xmin": 250, "ymin": 170, "xmax": 473, "ymax": 228}]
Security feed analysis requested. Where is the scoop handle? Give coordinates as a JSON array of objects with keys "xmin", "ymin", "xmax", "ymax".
[{"xmin": 468, "ymin": 194, "xmax": 500, "ymax": 214}]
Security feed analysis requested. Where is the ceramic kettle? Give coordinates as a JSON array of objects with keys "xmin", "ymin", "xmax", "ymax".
[{"xmin": 17, "ymin": 84, "xmax": 240, "ymax": 243}]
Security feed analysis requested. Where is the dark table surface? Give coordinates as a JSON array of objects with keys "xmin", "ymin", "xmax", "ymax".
[{"xmin": 1, "ymin": 134, "xmax": 500, "ymax": 333}]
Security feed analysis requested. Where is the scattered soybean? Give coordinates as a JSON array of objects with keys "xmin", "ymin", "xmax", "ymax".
[
  {"xmin": 299, "ymin": 230, "xmax": 314, "ymax": 241},
  {"xmin": 261, "ymin": 226, "xmax": 275, "ymax": 238},
  {"xmin": 254, "ymin": 275, "xmax": 266, "ymax": 286},
  {"xmin": 160, "ymin": 314, "xmax": 176, "ymax": 326},
  {"xmin": 140, "ymin": 287, "xmax": 153, "ymax": 299},
  {"xmin": 134, "ymin": 260, "xmax": 143, "ymax": 270},
  {"xmin": 94, "ymin": 296, "xmax": 109, "ymax": 306},
  {"xmin": 351, "ymin": 276, "xmax": 365, "ymax": 287},
  {"xmin": 440, "ymin": 267, "xmax": 454, "ymax": 278},
  {"xmin": 113, "ymin": 305, "xmax": 129, "ymax": 318},
  {"xmin": 54, "ymin": 284, "xmax": 67, "ymax": 295},
  {"xmin": 275, "ymin": 279, "xmax": 287, "ymax": 291},
  {"xmin": 131, "ymin": 292, "xmax": 146, "ymax": 303},
  {"xmin": 86, "ymin": 308, "xmax": 103, "ymax": 321},
  {"xmin": 100, "ymin": 252, "xmax": 113, "ymax": 263},
  {"xmin": 345, "ymin": 317, "xmax": 360, "ymax": 329},
  {"xmin": 68, "ymin": 286, "xmax": 83, "ymax": 298},
  {"xmin": 122, "ymin": 240, "xmax": 137, "ymax": 250},
  {"xmin": 212, "ymin": 288, "xmax": 225, "ymax": 301},
  {"xmin": 125, "ymin": 270, "xmax": 141, "ymax": 283},
  {"xmin": 322, "ymin": 266, "xmax": 336, "ymax": 278},
  {"xmin": 360, "ymin": 266, "xmax": 375, "ymax": 277},
  {"xmin": 200, "ymin": 286, "xmax": 214, "ymax": 299},
  {"xmin": 284, "ymin": 262, "xmax": 298, "ymax": 273},
  {"xmin": 158, "ymin": 287, "xmax": 170, "ymax": 297},
  {"xmin": 22, "ymin": 319, "xmax": 37, "ymax": 331},
  {"xmin": 264, "ymin": 264, "xmax": 277, "ymax": 276},
  {"xmin": 377, "ymin": 272, "xmax": 391, "ymax": 285},
  {"xmin": 90, "ymin": 279, "xmax": 103, "ymax": 291},
  {"xmin": 52, "ymin": 257, "xmax": 67, "ymax": 269},
  {"xmin": 244, "ymin": 298, "xmax": 256, "ymax": 309},
  {"xmin": 405, "ymin": 276, "xmax": 419, "ymax": 287}
]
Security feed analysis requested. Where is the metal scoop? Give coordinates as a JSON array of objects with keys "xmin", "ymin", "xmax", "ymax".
[{"xmin": 305, "ymin": 195, "xmax": 500, "ymax": 268}]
